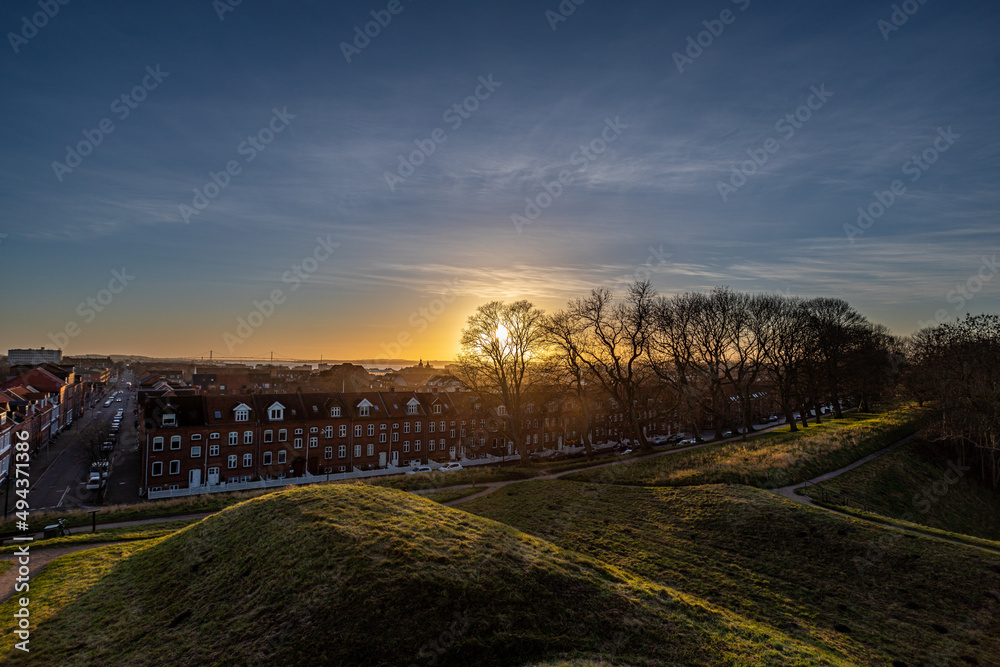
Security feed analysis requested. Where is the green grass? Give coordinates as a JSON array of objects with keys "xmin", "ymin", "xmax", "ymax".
[
  {"xmin": 462, "ymin": 479, "xmax": 1000, "ymax": 667},
  {"xmin": 813, "ymin": 503, "xmax": 1000, "ymax": 552},
  {"xmin": 566, "ymin": 405, "xmax": 928, "ymax": 489},
  {"xmin": 6, "ymin": 490, "xmax": 275, "ymax": 535},
  {"xmin": 800, "ymin": 437, "xmax": 1000, "ymax": 542},
  {"xmin": 0, "ymin": 562, "xmax": 11, "ymax": 577},
  {"xmin": 2, "ymin": 484, "xmax": 851, "ymax": 666},
  {"xmin": 0, "ymin": 520, "xmax": 199, "ymax": 554},
  {"xmin": 363, "ymin": 465, "xmax": 535, "ymax": 491},
  {"xmin": 0, "ymin": 540, "xmax": 157, "ymax": 656},
  {"xmin": 420, "ymin": 487, "xmax": 483, "ymax": 504}
]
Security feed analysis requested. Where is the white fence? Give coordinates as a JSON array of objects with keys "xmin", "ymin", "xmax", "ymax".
[{"xmin": 146, "ymin": 453, "xmax": 520, "ymax": 500}]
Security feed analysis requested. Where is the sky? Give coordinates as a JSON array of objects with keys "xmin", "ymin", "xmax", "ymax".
[{"xmin": 1, "ymin": 0, "xmax": 998, "ymax": 362}]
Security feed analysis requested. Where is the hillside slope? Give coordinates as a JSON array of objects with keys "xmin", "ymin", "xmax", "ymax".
[
  {"xmin": 464, "ymin": 480, "xmax": 1000, "ymax": 666},
  {"xmin": 6, "ymin": 484, "xmax": 846, "ymax": 666}
]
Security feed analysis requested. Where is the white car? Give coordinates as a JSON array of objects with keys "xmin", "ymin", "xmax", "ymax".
[
  {"xmin": 86, "ymin": 472, "xmax": 103, "ymax": 490},
  {"xmin": 406, "ymin": 466, "xmax": 433, "ymax": 475},
  {"xmin": 440, "ymin": 463, "xmax": 463, "ymax": 472}
]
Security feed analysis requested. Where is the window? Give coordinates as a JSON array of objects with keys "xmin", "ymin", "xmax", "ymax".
[
  {"xmin": 152, "ymin": 437, "xmax": 163, "ymax": 451},
  {"xmin": 210, "ymin": 432, "xmax": 220, "ymax": 440},
  {"xmin": 450, "ymin": 429, "xmax": 456, "ymax": 438},
  {"xmin": 367, "ymin": 424, "xmax": 375, "ymax": 437},
  {"xmin": 209, "ymin": 444, "xmax": 219, "ymax": 456},
  {"xmin": 243, "ymin": 453, "xmax": 252, "ymax": 467},
  {"xmin": 309, "ymin": 437, "xmax": 318, "ymax": 448},
  {"xmin": 229, "ymin": 432, "xmax": 238, "ymax": 446},
  {"xmin": 391, "ymin": 433, "xmax": 398, "ymax": 442},
  {"xmin": 429, "ymin": 422, "xmax": 436, "ymax": 433},
  {"xmin": 151, "ymin": 461, "xmax": 163, "ymax": 476},
  {"xmin": 429, "ymin": 440, "xmax": 436, "ymax": 451},
  {"xmin": 407, "ymin": 402, "xmax": 418, "ymax": 415},
  {"xmin": 294, "ymin": 428, "xmax": 303, "ymax": 435},
  {"xmin": 324, "ymin": 446, "xmax": 332, "ymax": 460},
  {"xmin": 268, "ymin": 405, "xmax": 283, "ymax": 421},
  {"xmin": 338, "ymin": 445, "xmax": 346, "ymax": 458},
  {"xmin": 235, "ymin": 407, "xmax": 249, "ymax": 422},
  {"xmin": 366, "ymin": 443, "xmax": 374, "ymax": 456},
  {"xmin": 208, "ymin": 466, "xmax": 219, "ymax": 478},
  {"xmin": 264, "ymin": 430, "xmax": 273, "ymax": 443},
  {"xmin": 244, "ymin": 431, "xmax": 253, "ymax": 445},
  {"xmin": 415, "ymin": 422, "xmax": 421, "ymax": 433},
  {"xmin": 379, "ymin": 433, "xmax": 387, "ymax": 443},
  {"xmin": 404, "ymin": 422, "xmax": 410, "ymax": 433},
  {"xmin": 278, "ymin": 450, "xmax": 287, "ymax": 464},
  {"xmin": 354, "ymin": 425, "xmax": 362, "ymax": 437},
  {"xmin": 161, "ymin": 414, "xmax": 176, "ymax": 426},
  {"xmin": 331, "ymin": 407, "xmax": 341, "ymax": 417},
  {"xmin": 228, "ymin": 455, "xmax": 238, "ymax": 469},
  {"xmin": 278, "ymin": 429, "xmax": 287, "ymax": 442},
  {"xmin": 263, "ymin": 451, "xmax": 272, "ymax": 465},
  {"xmin": 497, "ymin": 406, "xmax": 507, "ymax": 416},
  {"xmin": 403, "ymin": 441, "xmax": 410, "ymax": 453},
  {"xmin": 440, "ymin": 421, "xmax": 445, "ymax": 432},
  {"xmin": 310, "ymin": 426, "xmax": 318, "ymax": 434},
  {"xmin": 415, "ymin": 440, "xmax": 421, "ymax": 451},
  {"xmin": 359, "ymin": 405, "xmax": 370, "ymax": 417},
  {"xmin": 339, "ymin": 424, "xmax": 347, "ymax": 437},
  {"xmin": 433, "ymin": 404, "xmax": 442, "ymax": 414},
  {"xmin": 294, "ymin": 438, "xmax": 303, "ymax": 449},
  {"xmin": 191, "ymin": 433, "xmax": 202, "ymax": 441},
  {"xmin": 324, "ymin": 426, "xmax": 333, "ymax": 438},
  {"xmin": 451, "ymin": 421, "xmax": 456, "ymax": 427},
  {"xmin": 169, "ymin": 460, "xmax": 180, "ymax": 475},
  {"xmin": 191, "ymin": 446, "xmax": 202, "ymax": 458},
  {"xmin": 392, "ymin": 422, "xmax": 398, "ymax": 430},
  {"xmin": 214, "ymin": 411, "xmax": 222, "ymax": 419},
  {"xmin": 354, "ymin": 444, "xmax": 362, "ymax": 458}
]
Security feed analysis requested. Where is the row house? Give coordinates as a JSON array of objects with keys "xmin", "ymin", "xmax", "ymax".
[
  {"xmin": 1, "ymin": 365, "xmax": 87, "ymax": 431},
  {"xmin": 139, "ymin": 389, "xmax": 467, "ymax": 494},
  {"xmin": 0, "ymin": 389, "xmax": 61, "ymax": 483}
]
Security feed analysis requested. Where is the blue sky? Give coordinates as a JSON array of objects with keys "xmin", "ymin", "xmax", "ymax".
[{"xmin": 1, "ymin": 0, "xmax": 998, "ymax": 360}]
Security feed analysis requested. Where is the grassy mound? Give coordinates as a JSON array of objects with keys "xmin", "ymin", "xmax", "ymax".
[
  {"xmin": 463, "ymin": 479, "xmax": 1000, "ymax": 666},
  {"xmin": 801, "ymin": 437, "xmax": 1000, "ymax": 541},
  {"xmin": 6, "ymin": 484, "xmax": 843, "ymax": 666},
  {"xmin": 566, "ymin": 405, "xmax": 926, "ymax": 488}
]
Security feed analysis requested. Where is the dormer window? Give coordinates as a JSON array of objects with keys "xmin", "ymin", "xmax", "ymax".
[
  {"xmin": 268, "ymin": 402, "xmax": 285, "ymax": 421},
  {"xmin": 331, "ymin": 407, "xmax": 341, "ymax": 418},
  {"xmin": 406, "ymin": 398, "xmax": 419, "ymax": 415},
  {"xmin": 497, "ymin": 406, "xmax": 507, "ymax": 416},
  {"xmin": 234, "ymin": 403, "xmax": 251, "ymax": 422},
  {"xmin": 162, "ymin": 414, "xmax": 176, "ymax": 427},
  {"xmin": 433, "ymin": 404, "xmax": 442, "ymax": 414},
  {"xmin": 357, "ymin": 399, "xmax": 373, "ymax": 417}
]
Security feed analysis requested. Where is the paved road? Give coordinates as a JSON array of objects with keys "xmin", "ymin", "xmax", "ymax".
[{"xmin": 13, "ymin": 374, "xmax": 137, "ymax": 513}]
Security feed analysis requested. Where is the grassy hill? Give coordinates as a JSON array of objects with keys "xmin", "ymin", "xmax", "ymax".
[
  {"xmin": 566, "ymin": 405, "xmax": 926, "ymax": 489},
  {"xmin": 463, "ymin": 480, "xmax": 1000, "ymax": 667},
  {"xmin": 3, "ymin": 484, "xmax": 849, "ymax": 666},
  {"xmin": 801, "ymin": 437, "xmax": 1000, "ymax": 542}
]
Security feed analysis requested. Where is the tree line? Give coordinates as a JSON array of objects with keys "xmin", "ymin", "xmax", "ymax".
[{"xmin": 455, "ymin": 281, "xmax": 904, "ymax": 460}]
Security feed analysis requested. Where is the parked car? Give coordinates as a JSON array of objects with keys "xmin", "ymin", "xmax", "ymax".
[
  {"xmin": 440, "ymin": 462, "xmax": 464, "ymax": 471},
  {"xmin": 86, "ymin": 472, "xmax": 103, "ymax": 490},
  {"xmin": 406, "ymin": 466, "xmax": 433, "ymax": 475},
  {"xmin": 666, "ymin": 434, "xmax": 684, "ymax": 443}
]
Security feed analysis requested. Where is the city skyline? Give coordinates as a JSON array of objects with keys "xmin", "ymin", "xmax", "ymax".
[{"xmin": 2, "ymin": 0, "xmax": 998, "ymax": 360}]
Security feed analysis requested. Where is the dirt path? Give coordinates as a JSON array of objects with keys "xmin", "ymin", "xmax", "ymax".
[{"xmin": 0, "ymin": 542, "xmax": 117, "ymax": 605}]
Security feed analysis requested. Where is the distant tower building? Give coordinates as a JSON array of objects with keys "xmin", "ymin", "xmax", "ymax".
[{"xmin": 7, "ymin": 348, "xmax": 62, "ymax": 365}]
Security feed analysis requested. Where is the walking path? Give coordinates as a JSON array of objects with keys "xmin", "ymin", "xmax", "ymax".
[{"xmin": 0, "ymin": 543, "xmax": 116, "ymax": 605}]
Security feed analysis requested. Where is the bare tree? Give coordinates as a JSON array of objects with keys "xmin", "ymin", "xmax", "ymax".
[
  {"xmin": 455, "ymin": 301, "xmax": 550, "ymax": 461},
  {"xmin": 569, "ymin": 281, "xmax": 658, "ymax": 452}
]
